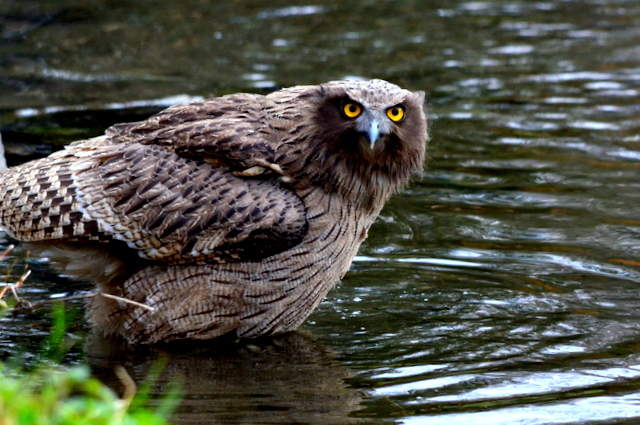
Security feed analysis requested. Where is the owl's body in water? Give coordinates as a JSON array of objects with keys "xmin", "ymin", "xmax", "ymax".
[{"xmin": 0, "ymin": 79, "xmax": 428, "ymax": 343}]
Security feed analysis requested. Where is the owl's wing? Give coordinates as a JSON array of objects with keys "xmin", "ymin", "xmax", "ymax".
[
  {"xmin": 105, "ymin": 94, "xmax": 280, "ymax": 174},
  {"xmin": 0, "ymin": 140, "xmax": 307, "ymax": 263}
]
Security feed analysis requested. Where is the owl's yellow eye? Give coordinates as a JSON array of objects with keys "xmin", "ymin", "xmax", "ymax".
[
  {"xmin": 343, "ymin": 103, "xmax": 362, "ymax": 118},
  {"xmin": 386, "ymin": 105, "xmax": 405, "ymax": 122}
]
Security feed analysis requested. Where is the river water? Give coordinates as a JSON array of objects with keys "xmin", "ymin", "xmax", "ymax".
[{"xmin": 2, "ymin": 1, "xmax": 640, "ymax": 424}]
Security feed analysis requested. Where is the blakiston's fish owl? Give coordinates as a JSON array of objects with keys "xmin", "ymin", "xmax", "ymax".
[{"xmin": 0, "ymin": 79, "xmax": 428, "ymax": 343}]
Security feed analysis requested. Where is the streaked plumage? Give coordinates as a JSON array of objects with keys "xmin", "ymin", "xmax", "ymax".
[{"xmin": 0, "ymin": 79, "xmax": 428, "ymax": 343}]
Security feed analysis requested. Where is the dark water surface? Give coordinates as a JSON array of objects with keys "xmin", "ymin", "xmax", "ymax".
[{"xmin": 3, "ymin": 0, "xmax": 640, "ymax": 423}]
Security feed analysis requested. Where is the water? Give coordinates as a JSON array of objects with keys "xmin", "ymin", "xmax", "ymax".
[{"xmin": 3, "ymin": 0, "xmax": 640, "ymax": 423}]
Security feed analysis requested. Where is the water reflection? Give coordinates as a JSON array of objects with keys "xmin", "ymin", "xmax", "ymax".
[{"xmin": 88, "ymin": 333, "xmax": 363, "ymax": 425}]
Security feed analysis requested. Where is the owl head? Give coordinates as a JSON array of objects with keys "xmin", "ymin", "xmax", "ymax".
[{"xmin": 279, "ymin": 79, "xmax": 428, "ymax": 211}]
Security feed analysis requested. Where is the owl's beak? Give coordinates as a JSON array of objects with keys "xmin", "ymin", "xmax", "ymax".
[
  {"xmin": 367, "ymin": 120, "xmax": 380, "ymax": 149},
  {"xmin": 358, "ymin": 112, "xmax": 389, "ymax": 151}
]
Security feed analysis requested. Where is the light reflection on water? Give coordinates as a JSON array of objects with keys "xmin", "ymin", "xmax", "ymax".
[{"xmin": 3, "ymin": 0, "xmax": 640, "ymax": 423}]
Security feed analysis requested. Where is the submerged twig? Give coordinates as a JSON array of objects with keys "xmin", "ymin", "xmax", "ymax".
[
  {"xmin": 0, "ymin": 245, "xmax": 14, "ymax": 262},
  {"xmin": 0, "ymin": 248, "xmax": 30, "ymax": 306},
  {"xmin": 6, "ymin": 291, "xmax": 155, "ymax": 314},
  {"xmin": 8, "ymin": 292, "xmax": 96, "ymax": 313},
  {"xmin": 8, "ymin": 269, "xmax": 30, "ymax": 303},
  {"xmin": 100, "ymin": 293, "xmax": 156, "ymax": 312}
]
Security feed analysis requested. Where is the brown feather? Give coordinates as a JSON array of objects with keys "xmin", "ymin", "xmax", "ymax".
[{"xmin": 0, "ymin": 79, "xmax": 428, "ymax": 343}]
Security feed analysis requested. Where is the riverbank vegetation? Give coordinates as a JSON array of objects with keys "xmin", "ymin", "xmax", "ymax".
[{"xmin": 0, "ymin": 245, "xmax": 179, "ymax": 424}]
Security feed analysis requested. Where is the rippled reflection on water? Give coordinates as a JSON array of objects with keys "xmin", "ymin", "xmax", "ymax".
[{"xmin": 3, "ymin": 0, "xmax": 640, "ymax": 423}]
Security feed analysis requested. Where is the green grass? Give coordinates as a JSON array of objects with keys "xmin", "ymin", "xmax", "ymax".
[
  {"xmin": 0, "ymin": 247, "xmax": 181, "ymax": 425},
  {"xmin": 0, "ymin": 364, "xmax": 178, "ymax": 425}
]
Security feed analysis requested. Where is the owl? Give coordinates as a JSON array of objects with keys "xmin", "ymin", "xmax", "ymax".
[{"xmin": 0, "ymin": 79, "xmax": 428, "ymax": 343}]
